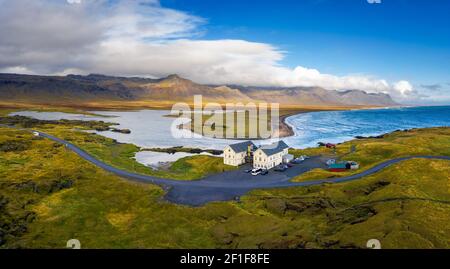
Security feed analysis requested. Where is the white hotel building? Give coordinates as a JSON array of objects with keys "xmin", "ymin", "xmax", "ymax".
[{"xmin": 224, "ymin": 140, "xmax": 292, "ymax": 169}]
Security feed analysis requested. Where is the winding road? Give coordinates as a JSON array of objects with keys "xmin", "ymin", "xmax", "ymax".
[{"xmin": 3, "ymin": 125, "xmax": 450, "ymax": 206}]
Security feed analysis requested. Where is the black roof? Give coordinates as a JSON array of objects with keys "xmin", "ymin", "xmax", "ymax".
[
  {"xmin": 227, "ymin": 141, "xmax": 256, "ymax": 153},
  {"xmin": 258, "ymin": 141, "xmax": 289, "ymax": 156}
]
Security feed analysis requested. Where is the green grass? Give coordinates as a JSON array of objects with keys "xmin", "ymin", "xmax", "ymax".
[
  {"xmin": 0, "ymin": 115, "xmax": 236, "ymax": 181},
  {"xmin": 170, "ymin": 155, "xmax": 236, "ymax": 179},
  {"xmin": 290, "ymin": 127, "xmax": 450, "ymax": 182},
  {"xmin": 0, "ymin": 127, "xmax": 225, "ymax": 248},
  {"xmin": 1, "ymin": 111, "xmax": 450, "ymax": 249},
  {"xmin": 44, "ymin": 128, "xmax": 236, "ymax": 181}
]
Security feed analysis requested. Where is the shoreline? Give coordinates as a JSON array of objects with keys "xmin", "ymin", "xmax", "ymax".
[
  {"xmin": 3, "ymin": 102, "xmax": 392, "ymax": 142},
  {"xmin": 278, "ymin": 112, "xmax": 297, "ymax": 138},
  {"xmin": 175, "ymin": 107, "xmax": 360, "ymax": 141},
  {"xmin": 176, "ymin": 112, "xmax": 301, "ymax": 141}
]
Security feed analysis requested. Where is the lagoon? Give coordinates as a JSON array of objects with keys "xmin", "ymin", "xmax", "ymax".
[{"xmin": 11, "ymin": 106, "xmax": 450, "ymax": 164}]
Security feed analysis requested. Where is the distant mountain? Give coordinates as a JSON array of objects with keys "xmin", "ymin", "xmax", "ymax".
[
  {"xmin": 0, "ymin": 73, "xmax": 398, "ymax": 107},
  {"xmin": 133, "ymin": 74, "xmax": 251, "ymax": 101},
  {"xmin": 241, "ymin": 87, "xmax": 398, "ymax": 107}
]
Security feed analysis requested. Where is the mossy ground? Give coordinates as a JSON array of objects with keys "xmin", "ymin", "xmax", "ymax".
[
  {"xmin": 0, "ymin": 110, "xmax": 449, "ymax": 249},
  {"xmin": 290, "ymin": 127, "xmax": 450, "ymax": 182},
  {"xmin": 0, "ymin": 114, "xmax": 236, "ymax": 181}
]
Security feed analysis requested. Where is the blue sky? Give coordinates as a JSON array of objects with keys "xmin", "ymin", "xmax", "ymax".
[
  {"xmin": 0, "ymin": 0, "xmax": 449, "ymax": 104},
  {"xmin": 161, "ymin": 0, "xmax": 450, "ymax": 103}
]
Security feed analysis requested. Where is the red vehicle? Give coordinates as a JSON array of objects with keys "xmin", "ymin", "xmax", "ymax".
[{"xmin": 325, "ymin": 143, "xmax": 336, "ymax": 149}]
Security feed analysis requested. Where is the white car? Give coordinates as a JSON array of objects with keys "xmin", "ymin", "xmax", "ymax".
[
  {"xmin": 251, "ymin": 168, "xmax": 262, "ymax": 176},
  {"xmin": 348, "ymin": 161, "xmax": 359, "ymax": 170}
]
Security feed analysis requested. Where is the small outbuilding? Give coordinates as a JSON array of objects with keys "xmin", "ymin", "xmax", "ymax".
[
  {"xmin": 328, "ymin": 161, "xmax": 359, "ymax": 172},
  {"xmin": 328, "ymin": 163, "xmax": 347, "ymax": 172},
  {"xmin": 282, "ymin": 154, "xmax": 294, "ymax": 164},
  {"xmin": 325, "ymin": 143, "xmax": 336, "ymax": 149}
]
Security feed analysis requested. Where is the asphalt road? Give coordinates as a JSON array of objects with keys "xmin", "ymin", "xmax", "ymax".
[{"xmin": 3, "ymin": 125, "xmax": 450, "ymax": 206}]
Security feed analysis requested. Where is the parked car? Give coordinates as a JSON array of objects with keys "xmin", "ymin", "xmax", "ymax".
[
  {"xmin": 274, "ymin": 165, "xmax": 287, "ymax": 172},
  {"xmin": 348, "ymin": 161, "xmax": 359, "ymax": 170},
  {"xmin": 302, "ymin": 155, "xmax": 310, "ymax": 159},
  {"xmin": 261, "ymin": 169, "xmax": 269, "ymax": 175},
  {"xmin": 251, "ymin": 168, "xmax": 262, "ymax": 176},
  {"xmin": 244, "ymin": 169, "xmax": 252, "ymax": 173},
  {"xmin": 291, "ymin": 157, "xmax": 303, "ymax": 164},
  {"xmin": 286, "ymin": 163, "xmax": 293, "ymax": 168}
]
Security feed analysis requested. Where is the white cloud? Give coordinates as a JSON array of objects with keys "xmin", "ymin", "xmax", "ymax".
[
  {"xmin": 393, "ymin": 81, "xmax": 414, "ymax": 96},
  {"xmin": 0, "ymin": 66, "xmax": 36, "ymax": 75},
  {"xmin": 0, "ymin": 0, "xmax": 422, "ymax": 103},
  {"xmin": 67, "ymin": 0, "xmax": 82, "ymax": 4}
]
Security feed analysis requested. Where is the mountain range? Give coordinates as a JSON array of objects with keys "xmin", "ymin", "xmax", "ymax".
[{"xmin": 0, "ymin": 73, "xmax": 398, "ymax": 107}]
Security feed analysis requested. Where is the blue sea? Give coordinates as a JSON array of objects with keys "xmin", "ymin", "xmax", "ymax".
[{"xmin": 284, "ymin": 106, "xmax": 450, "ymax": 148}]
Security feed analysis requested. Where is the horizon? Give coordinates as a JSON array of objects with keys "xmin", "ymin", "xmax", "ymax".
[{"xmin": 0, "ymin": 0, "xmax": 449, "ymax": 105}]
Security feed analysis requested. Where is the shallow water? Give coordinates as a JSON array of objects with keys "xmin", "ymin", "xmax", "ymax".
[
  {"xmin": 135, "ymin": 151, "xmax": 220, "ymax": 168},
  {"xmin": 11, "ymin": 106, "xmax": 450, "ymax": 163},
  {"xmin": 12, "ymin": 110, "xmax": 241, "ymax": 149}
]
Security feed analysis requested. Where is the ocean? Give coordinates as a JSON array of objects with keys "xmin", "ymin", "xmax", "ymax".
[{"xmin": 284, "ymin": 106, "xmax": 450, "ymax": 148}]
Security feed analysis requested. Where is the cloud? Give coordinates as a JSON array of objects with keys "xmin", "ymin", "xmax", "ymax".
[
  {"xmin": 393, "ymin": 81, "xmax": 414, "ymax": 96},
  {"xmin": 67, "ymin": 0, "xmax": 82, "ymax": 4},
  {"xmin": 420, "ymin": 84, "xmax": 442, "ymax": 91},
  {"xmin": 0, "ymin": 0, "xmax": 420, "ymax": 103}
]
